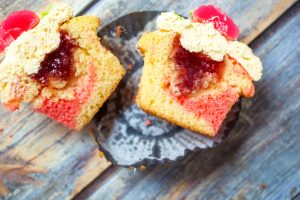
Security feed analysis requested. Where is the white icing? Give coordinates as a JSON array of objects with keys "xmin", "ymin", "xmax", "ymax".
[{"xmin": 157, "ymin": 12, "xmax": 263, "ymax": 81}]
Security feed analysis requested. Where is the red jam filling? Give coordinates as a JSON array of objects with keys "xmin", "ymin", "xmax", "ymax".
[
  {"xmin": 0, "ymin": 10, "xmax": 39, "ymax": 52},
  {"xmin": 192, "ymin": 5, "xmax": 240, "ymax": 40},
  {"xmin": 170, "ymin": 35, "xmax": 224, "ymax": 97},
  {"xmin": 168, "ymin": 36, "xmax": 236, "ymax": 134},
  {"xmin": 31, "ymin": 31, "xmax": 77, "ymax": 85},
  {"xmin": 35, "ymin": 63, "xmax": 97, "ymax": 129}
]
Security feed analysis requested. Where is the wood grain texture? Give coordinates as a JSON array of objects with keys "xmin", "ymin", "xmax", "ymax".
[
  {"xmin": 0, "ymin": 104, "xmax": 110, "ymax": 200},
  {"xmin": 0, "ymin": 0, "xmax": 95, "ymax": 20},
  {"xmin": 0, "ymin": 1, "xmax": 111, "ymax": 200},
  {"xmin": 74, "ymin": 2, "xmax": 300, "ymax": 200},
  {"xmin": 0, "ymin": 0, "xmax": 298, "ymax": 200},
  {"xmin": 85, "ymin": 0, "xmax": 297, "ymax": 42}
]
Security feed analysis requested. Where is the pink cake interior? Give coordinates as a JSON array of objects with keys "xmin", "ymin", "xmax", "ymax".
[
  {"xmin": 35, "ymin": 63, "xmax": 96, "ymax": 129},
  {"xmin": 178, "ymin": 90, "xmax": 239, "ymax": 132}
]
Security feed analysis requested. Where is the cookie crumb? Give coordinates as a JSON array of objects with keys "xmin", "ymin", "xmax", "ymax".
[
  {"xmin": 145, "ymin": 119, "xmax": 152, "ymax": 126},
  {"xmin": 260, "ymin": 183, "xmax": 267, "ymax": 190},
  {"xmin": 116, "ymin": 25, "xmax": 122, "ymax": 37}
]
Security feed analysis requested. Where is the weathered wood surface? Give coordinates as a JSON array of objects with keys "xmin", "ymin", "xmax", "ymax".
[
  {"xmin": 86, "ymin": 0, "xmax": 296, "ymax": 43},
  {"xmin": 0, "ymin": 0, "xmax": 95, "ymax": 19},
  {"xmin": 0, "ymin": 104, "xmax": 110, "ymax": 200},
  {"xmin": 0, "ymin": 0, "xmax": 298, "ymax": 200},
  {"xmin": 0, "ymin": 1, "xmax": 110, "ymax": 200},
  {"xmin": 75, "ymin": 2, "xmax": 300, "ymax": 200}
]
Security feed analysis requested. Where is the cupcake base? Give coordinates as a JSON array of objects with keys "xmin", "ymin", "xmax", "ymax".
[{"xmin": 93, "ymin": 11, "xmax": 241, "ymax": 167}]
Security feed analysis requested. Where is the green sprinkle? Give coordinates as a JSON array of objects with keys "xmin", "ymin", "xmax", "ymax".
[
  {"xmin": 189, "ymin": 10, "xmax": 193, "ymax": 18},
  {"xmin": 40, "ymin": 2, "xmax": 54, "ymax": 18}
]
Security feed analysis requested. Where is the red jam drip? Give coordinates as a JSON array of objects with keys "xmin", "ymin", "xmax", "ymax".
[
  {"xmin": 170, "ymin": 35, "xmax": 224, "ymax": 96},
  {"xmin": 32, "ymin": 31, "xmax": 77, "ymax": 85}
]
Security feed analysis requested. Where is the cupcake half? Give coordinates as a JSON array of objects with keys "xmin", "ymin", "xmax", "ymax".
[
  {"xmin": 136, "ymin": 5, "xmax": 263, "ymax": 137},
  {"xmin": 0, "ymin": 3, "xmax": 125, "ymax": 130}
]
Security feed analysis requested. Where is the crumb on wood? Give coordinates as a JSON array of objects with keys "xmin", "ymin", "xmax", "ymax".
[
  {"xmin": 99, "ymin": 151, "xmax": 105, "ymax": 158},
  {"xmin": 290, "ymin": 187, "xmax": 297, "ymax": 196},
  {"xmin": 145, "ymin": 119, "xmax": 152, "ymax": 127},
  {"xmin": 116, "ymin": 25, "xmax": 122, "ymax": 37},
  {"xmin": 89, "ymin": 128, "xmax": 93, "ymax": 134},
  {"xmin": 132, "ymin": 96, "xmax": 137, "ymax": 103},
  {"xmin": 127, "ymin": 64, "xmax": 134, "ymax": 70},
  {"xmin": 128, "ymin": 167, "xmax": 137, "ymax": 173},
  {"xmin": 260, "ymin": 183, "xmax": 267, "ymax": 190}
]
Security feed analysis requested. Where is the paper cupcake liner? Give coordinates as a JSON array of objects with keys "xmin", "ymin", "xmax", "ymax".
[{"xmin": 92, "ymin": 11, "xmax": 241, "ymax": 167}]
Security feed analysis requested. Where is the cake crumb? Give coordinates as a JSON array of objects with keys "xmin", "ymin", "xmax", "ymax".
[
  {"xmin": 116, "ymin": 25, "xmax": 122, "ymax": 37},
  {"xmin": 88, "ymin": 127, "xmax": 94, "ymax": 134},
  {"xmin": 98, "ymin": 151, "xmax": 105, "ymax": 158},
  {"xmin": 145, "ymin": 119, "xmax": 152, "ymax": 126},
  {"xmin": 260, "ymin": 183, "xmax": 267, "ymax": 190},
  {"xmin": 132, "ymin": 96, "xmax": 137, "ymax": 103},
  {"xmin": 127, "ymin": 64, "xmax": 134, "ymax": 70},
  {"xmin": 128, "ymin": 167, "xmax": 137, "ymax": 173}
]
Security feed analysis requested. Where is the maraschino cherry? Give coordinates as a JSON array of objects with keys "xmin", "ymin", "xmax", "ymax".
[
  {"xmin": 192, "ymin": 5, "xmax": 240, "ymax": 40},
  {"xmin": 0, "ymin": 10, "xmax": 39, "ymax": 52}
]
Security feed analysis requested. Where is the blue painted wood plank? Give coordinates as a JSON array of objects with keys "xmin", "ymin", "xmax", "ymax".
[
  {"xmin": 74, "ymin": 2, "xmax": 300, "ymax": 200},
  {"xmin": 0, "ymin": 0, "xmax": 297, "ymax": 199}
]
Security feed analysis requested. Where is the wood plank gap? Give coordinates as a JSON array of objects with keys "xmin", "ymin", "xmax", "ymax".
[
  {"xmin": 72, "ymin": 165, "xmax": 119, "ymax": 200},
  {"xmin": 76, "ymin": 0, "xmax": 103, "ymax": 16},
  {"xmin": 247, "ymin": 0, "xmax": 299, "ymax": 46},
  {"xmin": 292, "ymin": 192, "xmax": 300, "ymax": 200},
  {"xmin": 242, "ymin": 0, "xmax": 297, "ymax": 43}
]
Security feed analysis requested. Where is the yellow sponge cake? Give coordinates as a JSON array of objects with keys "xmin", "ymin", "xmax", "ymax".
[
  {"xmin": 136, "ymin": 8, "xmax": 262, "ymax": 136},
  {"xmin": 0, "ymin": 3, "xmax": 125, "ymax": 130}
]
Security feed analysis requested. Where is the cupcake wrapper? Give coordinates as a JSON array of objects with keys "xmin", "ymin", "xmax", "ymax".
[{"xmin": 93, "ymin": 11, "xmax": 241, "ymax": 167}]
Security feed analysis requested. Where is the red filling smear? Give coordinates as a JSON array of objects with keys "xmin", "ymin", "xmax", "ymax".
[
  {"xmin": 35, "ymin": 63, "xmax": 96, "ymax": 129},
  {"xmin": 31, "ymin": 31, "xmax": 77, "ymax": 85},
  {"xmin": 192, "ymin": 5, "xmax": 240, "ymax": 40},
  {"xmin": 170, "ymin": 35, "xmax": 224, "ymax": 96},
  {"xmin": 0, "ymin": 10, "xmax": 39, "ymax": 52}
]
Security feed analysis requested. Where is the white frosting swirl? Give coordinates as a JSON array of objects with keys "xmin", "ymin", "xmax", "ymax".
[{"xmin": 157, "ymin": 12, "xmax": 263, "ymax": 81}]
